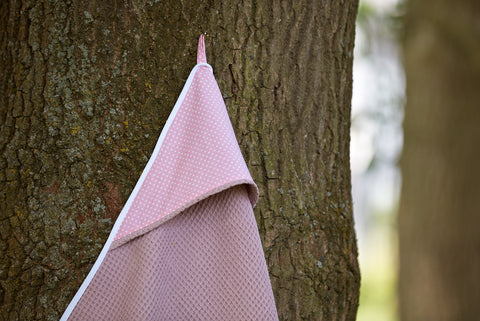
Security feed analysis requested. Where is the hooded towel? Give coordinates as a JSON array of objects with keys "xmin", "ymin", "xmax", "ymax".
[{"xmin": 60, "ymin": 35, "xmax": 278, "ymax": 321}]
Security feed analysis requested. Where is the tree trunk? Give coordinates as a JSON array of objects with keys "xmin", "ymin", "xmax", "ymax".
[
  {"xmin": 0, "ymin": 0, "xmax": 360, "ymax": 320},
  {"xmin": 399, "ymin": 0, "xmax": 480, "ymax": 320}
]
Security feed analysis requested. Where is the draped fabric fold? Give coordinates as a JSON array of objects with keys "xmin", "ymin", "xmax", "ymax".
[{"xmin": 61, "ymin": 35, "xmax": 278, "ymax": 321}]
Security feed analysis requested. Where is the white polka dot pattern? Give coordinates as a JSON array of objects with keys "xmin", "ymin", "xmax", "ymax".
[
  {"xmin": 60, "ymin": 35, "xmax": 274, "ymax": 321},
  {"xmin": 114, "ymin": 44, "xmax": 256, "ymax": 242}
]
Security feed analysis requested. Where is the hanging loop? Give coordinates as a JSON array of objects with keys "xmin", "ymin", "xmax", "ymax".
[{"xmin": 197, "ymin": 34, "xmax": 207, "ymax": 64}]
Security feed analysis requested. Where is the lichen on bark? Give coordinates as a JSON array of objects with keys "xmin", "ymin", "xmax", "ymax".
[{"xmin": 1, "ymin": 0, "xmax": 359, "ymax": 320}]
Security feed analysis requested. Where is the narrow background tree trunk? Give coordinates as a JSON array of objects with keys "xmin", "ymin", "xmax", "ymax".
[
  {"xmin": 0, "ymin": 0, "xmax": 359, "ymax": 320},
  {"xmin": 399, "ymin": 0, "xmax": 480, "ymax": 320}
]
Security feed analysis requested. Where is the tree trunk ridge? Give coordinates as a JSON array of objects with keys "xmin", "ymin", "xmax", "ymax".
[{"xmin": 0, "ymin": 1, "xmax": 359, "ymax": 320}]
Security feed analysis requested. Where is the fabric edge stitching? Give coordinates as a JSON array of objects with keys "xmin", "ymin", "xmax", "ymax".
[{"xmin": 59, "ymin": 63, "xmax": 211, "ymax": 321}]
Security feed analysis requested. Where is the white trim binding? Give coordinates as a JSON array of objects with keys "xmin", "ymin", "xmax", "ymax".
[{"xmin": 60, "ymin": 62, "xmax": 213, "ymax": 321}]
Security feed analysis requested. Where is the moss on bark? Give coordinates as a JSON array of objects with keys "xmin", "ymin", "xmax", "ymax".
[{"xmin": 0, "ymin": 0, "xmax": 359, "ymax": 320}]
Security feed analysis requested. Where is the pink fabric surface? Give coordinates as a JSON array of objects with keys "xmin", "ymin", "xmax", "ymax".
[
  {"xmin": 62, "ymin": 35, "xmax": 278, "ymax": 320},
  {"xmin": 68, "ymin": 185, "xmax": 278, "ymax": 321},
  {"xmin": 114, "ymin": 48, "xmax": 256, "ymax": 243},
  {"xmin": 197, "ymin": 35, "xmax": 207, "ymax": 64}
]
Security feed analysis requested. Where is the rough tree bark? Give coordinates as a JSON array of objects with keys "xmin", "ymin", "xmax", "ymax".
[
  {"xmin": 0, "ymin": 0, "xmax": 359, "ymax": 320},
  {"xmin": 399, "ymin": 0, "xmax": 480, "ymax": 320}
]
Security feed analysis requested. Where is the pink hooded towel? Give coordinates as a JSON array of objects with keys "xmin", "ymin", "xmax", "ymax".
[{"xmin": 60, "ymin": 35, "xmax": 278, "ymax": 321}]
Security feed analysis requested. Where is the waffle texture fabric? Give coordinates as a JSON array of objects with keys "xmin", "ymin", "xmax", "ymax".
[
  {"xmin": 60, "ymin": 35, "xmax": 278, "ymax": 320},
  {"xmin": 68, "ymin": 185, "xmax": 277, "ymax": 320}
]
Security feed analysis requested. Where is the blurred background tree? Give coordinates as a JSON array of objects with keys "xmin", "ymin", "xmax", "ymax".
[
  {"xmin": 399, "ymin": 0, "xmax": 480, "ymax": 320},
  {"xmin": 353, "ymin": 0, "xmax": 480, "ymax": 320}
]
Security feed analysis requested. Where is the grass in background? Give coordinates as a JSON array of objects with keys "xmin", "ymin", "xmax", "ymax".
[{"xmin": 357, "ymin": 225, "xmax": 398, "ymax": 321}]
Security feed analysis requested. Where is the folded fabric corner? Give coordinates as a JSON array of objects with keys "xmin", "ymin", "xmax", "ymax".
[{"xmin": 61, "ymin": 34, "xmax": 278, "ymax": 321}]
